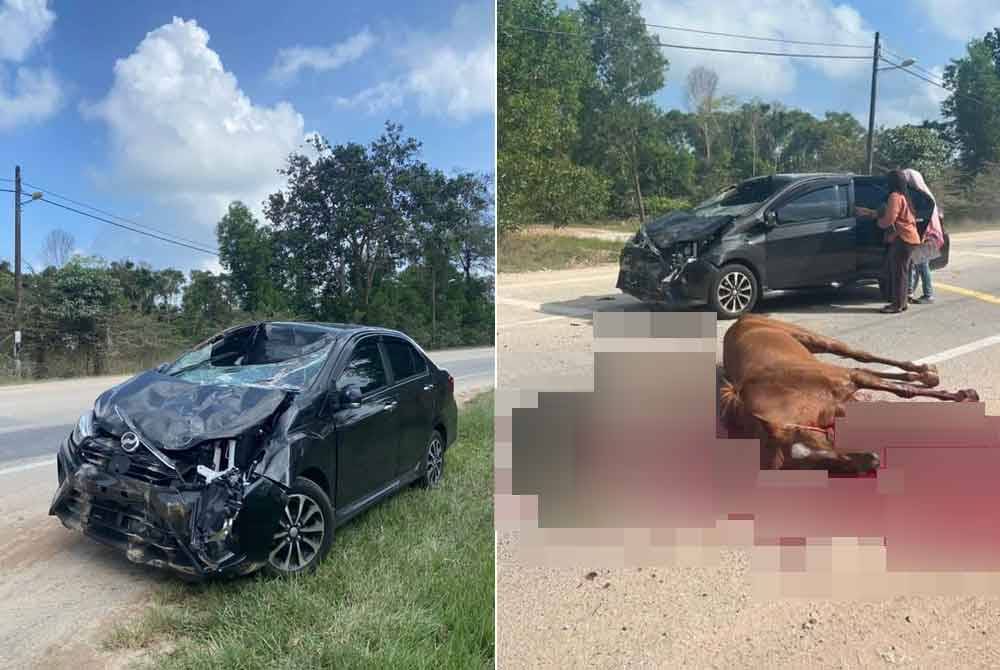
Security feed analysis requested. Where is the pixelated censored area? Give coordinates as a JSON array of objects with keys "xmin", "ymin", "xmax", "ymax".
[{"xmin": 495, "ymin": 312, "xmax": 1000, "ymax": 598}]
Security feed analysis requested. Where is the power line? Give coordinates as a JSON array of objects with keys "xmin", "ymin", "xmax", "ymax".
[
  {"xmin": 22, "ymin": 180, "xmax": 219, "ymax": 252},
  {"xmin": 36, "ymin": 198, "xmax": 219, "ymax": 256},
  {"xmin": 505, "ymin": 25, "xmax": 872, "ymax": 60},
  {"xmin": 880, "ymin": 55, "xmax": 987, "ymax": 106},
  {"xmin": 881, "ymin": 46, "xmax": 946, "ymax": 83},
  {"xmin": 644, "ymin": 22, "xmax": 871, "ymax": 49}
]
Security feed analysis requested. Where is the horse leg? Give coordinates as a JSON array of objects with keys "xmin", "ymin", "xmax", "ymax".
[
  {"xmin": 848, "ymin": 370, "xmax": 977, "ymax": 402},
  {"xmin": 853, "ymin": 367, "xmax": 939, "ymax": 387},
  {"xmin": 787, "ymin": 329, "xmax": 937, "ymax": 381}
]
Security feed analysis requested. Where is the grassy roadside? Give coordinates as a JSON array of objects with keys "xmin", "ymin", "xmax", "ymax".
[
  {"xmin": 107, "ymin": 392, "xmax": 495, "ymax": 670},
  {"xmin": 499, "ymin": 233, "xmax": 623, "ymax": 273}
]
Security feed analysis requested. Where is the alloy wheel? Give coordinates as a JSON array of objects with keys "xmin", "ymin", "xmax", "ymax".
[
  {"xmin": 426, "ymin": 434, "xmax": 444, "ymax": 487},
  {"xmin": 268, "ymin": 493, "xmax": 326, "ymax": 573},
  {"xmin": 717, "ymin": 271, "xmax": 754, "ymax": 314}
]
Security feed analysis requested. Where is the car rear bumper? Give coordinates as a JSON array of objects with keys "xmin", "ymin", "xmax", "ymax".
[
  {"xmin": 616, "ymin": 244, "xmax": 716, "ymax": 306},
  {"xmin": 50, "ymin": 437, "xmax": 286, "ymax": 579}
]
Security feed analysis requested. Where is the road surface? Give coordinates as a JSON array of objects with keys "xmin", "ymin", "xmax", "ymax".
[
  {"xmin": 496, "ymin": 229, "xmax": 1000, "ymax": 669},
  {"xmin": 0, "ymin": 346, "xmax": 493, "ymax": 670}
]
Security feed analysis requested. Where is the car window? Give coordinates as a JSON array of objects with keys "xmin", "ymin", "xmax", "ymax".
[
  {"xmin": 853, "ymin": 181, "xmax": 888, "ymax": 210},
  {"xmin": 776, "ymin": 185, "xmax": 847, "ymax": 224},
  {"xmin": 337, "ymin": 339, "xmax": 386, "ymax": 395},
  {"xmin": 410, "ymin": 346, "xmax": 428, "ymax": 375},
  {"xmin": 384, "ymin": 338, "xmax": 418, "ymax": 381}
]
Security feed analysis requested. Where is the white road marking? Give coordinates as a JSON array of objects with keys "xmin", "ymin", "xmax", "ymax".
[
  {"xmin": 499, "ymin": 269, "xmax": 619, "ymax": 290},
  {"xmin": 915, "ymin": 334, "xmax": 1000, "ymax": 366},
  {"xmin": 0, "ymin": 458, "xmax": 55, "ymax": 477}
]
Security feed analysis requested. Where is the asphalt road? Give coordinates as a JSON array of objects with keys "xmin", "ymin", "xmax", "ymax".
[
  {"xmin": 496, "ymin": 229, "xmax": 1000, "ymax": 669},
  {"xmin": 0, "ymin": 345, "xmax": 493, "ymax": 670}
]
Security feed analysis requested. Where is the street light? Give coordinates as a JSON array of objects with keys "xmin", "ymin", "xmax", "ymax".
[{"xmin": 878, "ymin": 57, "xmax": 916, "ymax": 72}]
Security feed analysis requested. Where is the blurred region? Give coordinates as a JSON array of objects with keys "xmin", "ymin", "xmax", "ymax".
[{"xmin": 496, "ymin": 311, "xmax": 1000, "ymax": 599}]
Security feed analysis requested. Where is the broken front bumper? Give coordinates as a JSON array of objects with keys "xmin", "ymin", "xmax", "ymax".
[
  {"xmin": 616, "ymin": 243, "xmax": 716, "ymax": 305},
  {"xmin": 50, "ymin": 437, "xmax": 287, "ymax": 578}
]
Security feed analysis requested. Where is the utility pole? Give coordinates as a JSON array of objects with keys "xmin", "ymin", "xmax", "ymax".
[
  {"xmin": 13, "ymin": 165, "xmax": 22, "ymax": 378},
  {"xmin": 864, "ymin": 32, "xmax": 880, "ymax": 176}
]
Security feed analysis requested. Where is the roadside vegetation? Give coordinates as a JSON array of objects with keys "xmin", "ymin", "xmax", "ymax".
[
  {"xmin": 0, "ymin": 122, "xmax": 495, "ymax": 382},
  {"xmin": 105, "ymin": 391, "xmax": 495, "ymax": 670},
  {"xmin": 499, "ymin": 231, "xmax": 624, "ymax": 272},
  {"xmin": 499, "ymin": 0, "xmax": 1000, "ymax": 247}
]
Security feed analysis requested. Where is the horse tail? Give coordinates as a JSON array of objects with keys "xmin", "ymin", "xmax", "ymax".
[{"xmin": 719, "ymin": 379, "xmax": 743, "ymax": 429}]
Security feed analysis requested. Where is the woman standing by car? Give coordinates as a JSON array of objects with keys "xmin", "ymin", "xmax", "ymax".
[
  {"xmin": 856, "ymin": 170, "xmax": 921, "ymax": 313},
  {"xmin": 903, "ymin": 168, "xmax": 945, "ymax": 304}
]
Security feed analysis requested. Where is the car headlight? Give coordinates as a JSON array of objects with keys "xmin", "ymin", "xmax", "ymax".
[{"xmin": 71, "ymin": 411, "xmax": 95, "ymax": 445}]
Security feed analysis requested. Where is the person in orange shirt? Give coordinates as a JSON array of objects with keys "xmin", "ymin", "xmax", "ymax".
[{"xmin": 855, "ymin": 170, "xmax": 921, "ymax": 313}]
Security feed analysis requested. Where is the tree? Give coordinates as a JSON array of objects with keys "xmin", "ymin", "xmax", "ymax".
[
  {"xmin": 876, "ymin": 124, "xmax": 949, "ymax": 184},
  {"xmin": 217, "ymin": 202, "xmax": 281, "ymax": 314},
  {"xmin": 942, "ymin": 35, "xmax": 1000, "ymax": 175},
  {"xmin": 577, "ymin": 0, "xmax": 668, "ymax": 221},
  {"xmin": 498, "ymin": 0, "xmax": 607, "ymax": 232},
  {"xmin": 686, "ymin": 66, "xmax": 721, "ymax": 164},
  {"xmin": 42, "ymin": 229, "xmax": 75, "ymax": 269}
]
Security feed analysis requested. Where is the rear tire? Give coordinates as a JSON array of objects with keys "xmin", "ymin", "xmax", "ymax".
[
  {"xmin": 710, "ymin": 264, "xmax": 759, "ymax": 319},
  {"xmin": 263, "ymin": 477, "xmax": 334, "ymax": 577},
  {"xmin": 418, "ymin": 430, "xmax": 445, "ymax": 488}
]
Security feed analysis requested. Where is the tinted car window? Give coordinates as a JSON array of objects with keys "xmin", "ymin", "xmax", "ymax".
[
  {"xmin": 338, "ymin": 339, "xmax": 386, "ymax": 395},
  {"xmin": 410, "ymin": 346, "xmax": 427, "ymax": 375},
  {"xmin": 384, "ymin": 338, "xmax": 418, "ymax": 380},
  {"xmin": 776, "ymin": 185, "xmax": 847, "ymax": 224},
  {"xmin": 853, "ymin": 181, "xmax": 888, "ymax": 210}
]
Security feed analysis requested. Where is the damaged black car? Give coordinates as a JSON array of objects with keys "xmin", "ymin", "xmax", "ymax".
[
  {"xmin": 50, "ymin": 321, "xmax": 457, "ymax": 578},
  {"xmin": 617, "ymin": 173, "xmax": 949, "ymax": 319}
]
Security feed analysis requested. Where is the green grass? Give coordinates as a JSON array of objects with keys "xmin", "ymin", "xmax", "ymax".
[
  {"xmin": 499, "ymin": 233, "xmax": 623, "ymax": 272},
  {"xmin": 107, "ymin": 392, "xmax": 495, "ymax": 670}
]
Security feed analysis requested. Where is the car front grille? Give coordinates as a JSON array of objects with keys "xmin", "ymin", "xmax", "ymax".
[{"xmin": 78, "ymin": 436, "xmax": 177, "ymax": 486}]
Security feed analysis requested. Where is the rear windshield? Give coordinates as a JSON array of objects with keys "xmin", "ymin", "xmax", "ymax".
[
  {"xmin": 693, "ymin": 177, "xmax": 783, "ymax": 217},
  {"xmin": 164, "ymin": 323, "xmax": 338, "ymax": 391}
]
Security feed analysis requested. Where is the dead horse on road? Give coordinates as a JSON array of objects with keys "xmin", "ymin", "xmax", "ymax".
[{"xmin": 720, "ymin": 314, "xmax": 979, "ymax": 474}]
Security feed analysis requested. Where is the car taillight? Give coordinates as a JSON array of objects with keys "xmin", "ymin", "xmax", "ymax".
[{"xmin": 447, "ymin": 373, "xmax": 454, "ymax": 394}]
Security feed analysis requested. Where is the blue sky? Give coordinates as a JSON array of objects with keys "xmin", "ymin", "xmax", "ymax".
[
  {"xmin": 0, "ymin": 0, "xmax": 495, "ymax": 273},
  {"xmin": 553, "ymin": 0, "xmax": 997, "ymax": 134}
]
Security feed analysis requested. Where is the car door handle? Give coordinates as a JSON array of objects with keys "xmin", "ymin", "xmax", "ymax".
[
  {"xmin": 423, "ymin": 383, "xmax": 435, "ymax": 391},
  {"xmin": 383, "ymin": 400, "xmax": 399, "ymax": 412},
  {"xmin": 833, "ymin": 226, "xmax": 852, "ymax": 233}
]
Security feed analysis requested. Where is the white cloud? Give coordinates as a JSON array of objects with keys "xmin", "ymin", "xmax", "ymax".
[
  {"xmin": 0, "ymin": 0, "xmax": 54, "ymax": 62},
  {"xmin": 0, "ymin": 65, "xmax": 60, "ymax": 129},
  {"xmin": 640, "ymin": 0, "xmax": 873, "ymax": 99},
  {"xmin": 0, "ymin": 0, "xmax": 60, "ymax": 130},
  {"xmin": 268, "ymin": 28, "xmax": 376, "ymax": 83},
  {"xmin": 84, "ymin": 17, "xmax": 310, "ymax": 228},
  {"xmin": 914, "ymin": 0, "xmax": 1000, "ymax": 41},
  {"xmin": 335, "ymin": 3, "xmax": 495, "ymax": 122}
]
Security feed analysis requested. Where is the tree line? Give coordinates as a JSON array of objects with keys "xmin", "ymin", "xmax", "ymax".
[
  {"xmin": 1, "ymin": 123, "xmax": 494, "ymax": 379},
  {"xmin": 498, "ymin": 0, "xmax": 1000, "ymax": 234}
]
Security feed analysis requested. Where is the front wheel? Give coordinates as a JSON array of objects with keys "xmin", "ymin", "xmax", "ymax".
[
  {"xmin": 264, "ymin": 477, "xmax": 334, "ymax": 577},
  {"xmin": 710, "ymin": 264, "xmax": 759, "ymax": 319},
  {"xmin": 417, "ymin": 430, "xmax": 445, "ymax": 488}
]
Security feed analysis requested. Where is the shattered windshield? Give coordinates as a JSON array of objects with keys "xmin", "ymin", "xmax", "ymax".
[
  {"xmin": 164, "ymin": 323, "xmax": 338, "ymax": 391},
  {"xmin": 692, "ymin": 177, "xmax": 780, "ymax": 217}
]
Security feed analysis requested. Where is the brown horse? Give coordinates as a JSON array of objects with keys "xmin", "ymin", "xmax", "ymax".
[{"xmin": 720, "ymin": 314, "xmax": 978, "ymax": 473}]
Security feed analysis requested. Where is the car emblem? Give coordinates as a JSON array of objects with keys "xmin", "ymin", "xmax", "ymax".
[{"xmin": 120, "ymin": 431, "xmax": 141, "ymax": 453}]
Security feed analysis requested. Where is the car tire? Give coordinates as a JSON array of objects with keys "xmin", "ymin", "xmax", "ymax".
[
  {"xmin": 417, "ymin": 430, "xmax": 445, "ymax": 489},
  {"xmin": 263, "ymin": 476, "xmax": 334, "ymax": 577},
  {"xmin": 710, "ymin": 264, "xmax": 759, "ymax": 319}
]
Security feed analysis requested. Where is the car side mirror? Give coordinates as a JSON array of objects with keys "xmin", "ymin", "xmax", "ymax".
[
  {"xmin": 339, "ymin": 385, "xmax": 363, "ymax": 409},
  {"xmin": 764, "ymin": 210, "xmax": 778, "ymax": 227}
]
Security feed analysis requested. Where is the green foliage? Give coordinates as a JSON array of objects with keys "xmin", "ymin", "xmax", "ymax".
[
  {"xmin": 644, "ymin": 195, "xmax": 692, "ymax": 216},
  {"xmin": 876, "ymin": 124, "xmax": 949, "ymax": 183},
  {"xmin": 942, "ymin": 33, "xmax": 1000, "ymax": 175},
  {"xmin": 3, "ymin": 123, "xmax": 494, "ymax": 381}
]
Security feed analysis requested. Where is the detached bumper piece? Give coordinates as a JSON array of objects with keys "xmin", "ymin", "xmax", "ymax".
[{"xmin": 50, "ymin": 440, "xmax": 285, "ymax": 578}]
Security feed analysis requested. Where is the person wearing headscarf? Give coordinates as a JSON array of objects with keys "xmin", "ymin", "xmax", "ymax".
[{"xmin": 902, "ymin": 168, "xmax": 944, "ymax": 304}]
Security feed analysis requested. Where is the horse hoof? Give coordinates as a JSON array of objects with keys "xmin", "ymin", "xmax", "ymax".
[
  {"xmin": 960, "ymin": 389, "xmax": 980, "ymax": 402},
  {"xmin": 920, "ymin": 370, "xmax": 940, "ymax": 387}
]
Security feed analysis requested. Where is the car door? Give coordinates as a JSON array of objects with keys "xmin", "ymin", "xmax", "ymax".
[
  {"xmin": 852, "ymin": 177, "xmax": 890, "ymax": 275},
  {"xmin": 382, "ymin": 337, "xmax": 435, "ymax": 477},
  {"xmin": 333, "ymin": 336, "xmax": 401, "ymax": 508},
  {"xmin": 763, "ymin": 183, "xmax": 855, "ymax": 288}
]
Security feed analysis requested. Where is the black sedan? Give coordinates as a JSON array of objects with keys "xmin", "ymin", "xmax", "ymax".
[{"xmin": 50, "ymin": 321, "xmax": 458, "ymax": 578}]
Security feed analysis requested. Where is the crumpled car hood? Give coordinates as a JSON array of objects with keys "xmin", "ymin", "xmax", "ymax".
[
  {"xmin": 93, "ymin": 370, "xmax": 290, "ymax": 451},
  {"xmin": 643, "ymin": 211, "xmax": 734, "ymax": 248}
]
